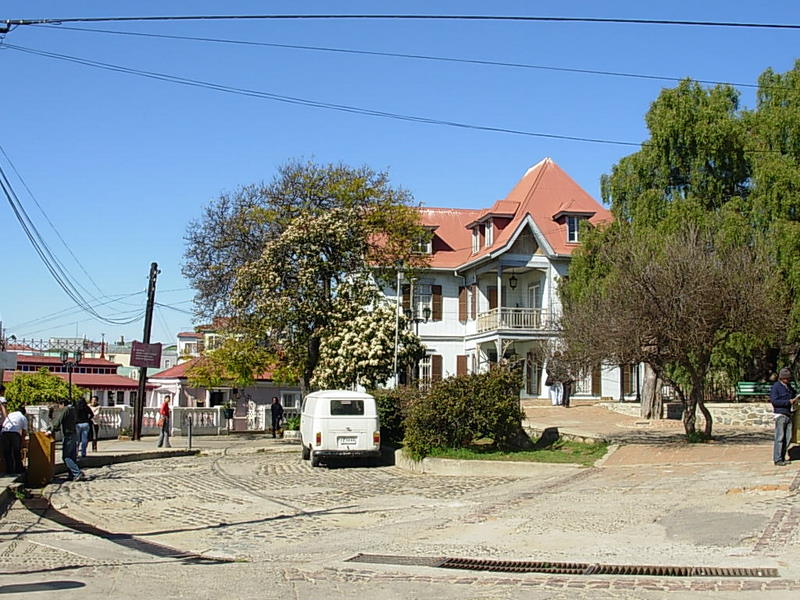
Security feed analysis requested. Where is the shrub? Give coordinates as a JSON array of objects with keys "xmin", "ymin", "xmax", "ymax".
[
  {"xmin": 370, "ymin": 386, "xmax": 423, "ymax": 446},
  {"xmin": 284, "ymin": 415, "xmax": 301, "ymax": 430},
  {"xmin": 403, "ymin": 364, "xmax": 525, "ymax": 459}
]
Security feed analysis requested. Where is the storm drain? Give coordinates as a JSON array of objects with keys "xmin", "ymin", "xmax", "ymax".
[{"xmin": 347, "ymin": 554, "xmax": 778, "ymax": 578}]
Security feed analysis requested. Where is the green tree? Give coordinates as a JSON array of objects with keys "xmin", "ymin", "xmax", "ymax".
[
  {"xmin": 563, "ymin": 64, "xmax": 800, "ymax": 437},
  {"xmin": 184, "ymin": 161, "xmax": 428, "ymax": 394},
  {"xmin": 185, "ymin": 337, "xmax": 277, "ymax": 399},
  {"xmin": 4, "ymin": 368, "xmax": 86, "ymax": 411}
]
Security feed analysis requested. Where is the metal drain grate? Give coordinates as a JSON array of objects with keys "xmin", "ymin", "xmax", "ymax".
[{"xmin": 347, "ymin": 554, "xmax": 778, "ymax": 578}]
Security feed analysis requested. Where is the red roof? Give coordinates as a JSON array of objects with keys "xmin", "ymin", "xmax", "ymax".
[
  {"xmin": 177, "ymin": 332, "xmax": 203, "ymax": 339},
  {"xmin": 151, "ymin": 357, "xmax": 274, "ymax": 381},
  {"xmin": 424, "ymin": 158, "xmax": 611, "ymax": 268},
  {"xmin": 14, "ymin": 355, "xmax": 121, "ymax": 368},
  {"xmin": 3, "ymin": 371, "xmax": 155, "ymax": 390}
]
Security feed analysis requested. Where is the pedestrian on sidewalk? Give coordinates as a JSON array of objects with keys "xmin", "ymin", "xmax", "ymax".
[
  {"xmin": 157, "ymin": 395, "xmax": 172, "ymax": 448},
  {"xmin": 1, "ymin": 405, "xmax": 28, "ymax": 475},
  {"xmin": 545, "ymin": 369, "xmax": 563, "ymax": 406},
  {"xmin": 0, "ymin": 385, "xmax": 8, "ymax": 424},
  {"xmin": 75, "ymin": 398, "xmax": 94, "ymax": 458},
  {"xmin": 270, "ymin": 396, "xmax": 284, "ymax": 438},
  {"xmin": 770, "ymin": 367, "xmax": 798, "ymax": 466},
  {"xmin": 49, "ymin": 399, "xmax": 85, "ymax": 481},
  {"xmin": 89, "ymin": 396, "xmax": 101, "ymax": 452}
]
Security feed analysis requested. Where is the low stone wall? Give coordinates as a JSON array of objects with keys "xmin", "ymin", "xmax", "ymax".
[{"xmin": 599, "ymin": 401, "xmax": 774, "ymax": 428}]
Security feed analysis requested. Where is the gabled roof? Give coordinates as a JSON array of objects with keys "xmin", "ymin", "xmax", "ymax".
[
  {"xmin": 423, "ymin": 158, "xmax": 611, "ymax": 269},
  {"xmin": 150, "ymin": 357, "xmax": 274, "ymax": 382}
]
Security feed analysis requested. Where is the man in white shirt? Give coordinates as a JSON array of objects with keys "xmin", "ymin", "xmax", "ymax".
[
  {"xmin": 1, "ymin": 405, "xmax": 28, "ymax": 475},
  {"xmin": 0, "ymin": 385, "xmax": 8, "ymax": 422}
]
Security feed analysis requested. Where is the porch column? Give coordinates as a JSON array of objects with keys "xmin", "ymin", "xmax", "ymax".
[{"xmin": 497, "ymin": 265, "xmax": 503, "ymax": 326}]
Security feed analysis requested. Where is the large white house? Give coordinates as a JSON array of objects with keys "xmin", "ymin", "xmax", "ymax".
[{"xmin": 388, "ymin": 157, "xmax": 641, "ymax": 402}]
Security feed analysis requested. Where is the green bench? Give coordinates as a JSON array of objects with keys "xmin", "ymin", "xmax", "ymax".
[
  {"xmin": 735, "ymin": 382, "xmax": 772, "ymax": 399},
  {"xmin": 734, "ymin": 381, "xmax": 799, "ymax": 401}
]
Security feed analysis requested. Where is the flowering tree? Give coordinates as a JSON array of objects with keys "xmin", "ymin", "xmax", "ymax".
[
  {"xmin": 313, "ymin": 302, "xmax": 425, "ymax": 390},
  {"xmin": 185, "ymin": 161, "xmax": 428, "ymax": 395}
]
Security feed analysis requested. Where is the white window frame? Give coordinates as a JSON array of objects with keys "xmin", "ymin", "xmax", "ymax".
[
  {"xmin": 281, "ymin": 391, "xmax": 301, "ymax": 411},
  {"xmin": 567, "ymin": 216, "xmax": 582, "ymax": 243},
  {"xmin": 414, "ymin": 231, "xmax": 433, "ymax": 255},
  {"xmin": 419, "ymin": 355, "xmax": 432, "ymax": 385},
  {"xmin": 484, "ymin": 219, "xmax": 493, "ymax": 247},
  {"xmin": 471, "ymin": 227, "xmax": 479, "ymax": 253}
]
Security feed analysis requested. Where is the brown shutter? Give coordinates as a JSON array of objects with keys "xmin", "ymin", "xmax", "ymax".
[
  {"xmin": 431, "ymin": 285, "xmax": 443, "ymax": 321},
  {"xmin": 592, "ymin": 365, "xmax": 602, "ymax": 396},
  {"xmin": 402, "ymin": 284, "xmax": 410, "ymax": 313},
  {"xmin": 458, "ymin": 286, "xmax": 467, "ymax": 321},
  {"xmin": 488, "ymin": 286, "xmax": 497, "ymax": 310},
  {"xmin": 470, "ymin": 284, "xmax": 477, "ymax": 319},
  {"xmin": 622, "ymin": 365, "xmax": 632, "ymax": 395},
  {"xmin": 432, "ymin": 355, "xmax": 443, "ymax": 382},
  {"xmin": 456, "ymin": 355, "xmax": 467, "ymax": 376}
]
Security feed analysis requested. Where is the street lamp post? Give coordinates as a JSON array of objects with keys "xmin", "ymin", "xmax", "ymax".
[{"xmin": 60, "ymin": 349, "xmax": 83, "ymax": 402}]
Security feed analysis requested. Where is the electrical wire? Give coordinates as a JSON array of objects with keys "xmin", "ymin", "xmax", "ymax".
[
  {"xmin": 2, "ymin": 43, "xmax": 643, "ymax": 147},
  {"xmin": 30, "ymin": 23, "xmax": 772, "ymax": 91},
  {"xmin": 4, "ymin": 14, "xmax": 800, "ymax": 29},
  {"xmin": 0, "ymin": 159, "xmax": 146, "ymax": 325},
  {"xmin": 9, "ymin": 291, "xmax": 145, "ymax": 331}
]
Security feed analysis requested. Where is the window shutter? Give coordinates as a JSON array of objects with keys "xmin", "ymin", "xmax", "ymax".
[
  {"xmin": 402, "ymin": 284, "xmax": 410, "ymax": 312},
  {"xmin": 592, "ymin": 365, "xmax": 602, "ymax": 396},
  {"xmin": 458, "ymin": 286, "xmax": 467, "ymax": 321},
  {"xmin": 622, "ymin": 365, "xmax": 632, "ymax": 395},
  {"xmin": 432, "ymin": 355, "xmax": 443, "ymax": 382},
  {"xmin": 432, "ymin": 285, "xmax": 443, "ymax": 321},
  {"xmin": 456, "ymin": 354, "xmax": 467, "ymax": 376},
  {"xmin": 488, "ymin": 286, "xmax": 497, "ymax": 310}
]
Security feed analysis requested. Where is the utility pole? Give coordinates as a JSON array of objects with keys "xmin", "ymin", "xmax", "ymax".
[{"xmin": 133, "ymin": 262, "xmax": 159, "ymax": 441}]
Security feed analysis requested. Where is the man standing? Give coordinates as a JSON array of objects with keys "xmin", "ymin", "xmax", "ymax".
[
  {"xmin": 1, "ymin": 405, "xmax": 28, "ymax": 475},
  {"xmin": 0, "ymin": 385, "xmax": 8, "ymax": 423},
  {"xmin": 49, "ymin": 399, "xmax": 84, "ymax": 481},
  {"xmin": 270, "ymin": 396, "xmax": 284, "ymax": 439},
  {"xmin": 157, "ymin": 395, "xmax": 172, "ymax": 448},
  {"xmin": 770, "ymin": 367, "xmax": 798, "ymax": 466}
]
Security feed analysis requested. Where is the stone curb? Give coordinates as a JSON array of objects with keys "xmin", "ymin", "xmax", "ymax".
[{"xmin": 394, "ymin": 449, "xmax": 586, "ymax": 476}]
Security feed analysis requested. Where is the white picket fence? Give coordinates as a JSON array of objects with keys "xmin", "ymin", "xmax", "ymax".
[{"xmin": 25, "ymin": 405, "xmax": 227, "ymax": 438}]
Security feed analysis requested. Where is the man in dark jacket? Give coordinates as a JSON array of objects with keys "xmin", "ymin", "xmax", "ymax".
[
  {"xmin": 770, "ymin": 367, "xmax": 798, "ymax": 466},
  {"xmin": 49, "ymin": 399, "xmax": 85, "ymax": 480},
  {"xmin": 270, "ymin": 396, "xmax": 284, "ymax": 439}
]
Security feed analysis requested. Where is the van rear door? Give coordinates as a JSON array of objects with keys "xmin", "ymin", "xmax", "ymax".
[{"xmin": 326, "ymin": 398, "xmax": 371, "ymax": 451}]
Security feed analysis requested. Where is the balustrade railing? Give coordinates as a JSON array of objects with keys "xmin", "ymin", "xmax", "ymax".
[{"xmin": 476, "ymin": 307, "xmax": 550, "ymax": 333}]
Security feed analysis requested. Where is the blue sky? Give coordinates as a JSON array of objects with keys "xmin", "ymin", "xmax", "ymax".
[{"xmin": 2, "ymin": 1, "xmax": 799, "ymax": 344}]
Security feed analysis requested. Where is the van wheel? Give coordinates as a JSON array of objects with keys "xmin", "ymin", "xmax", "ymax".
[
  {"xmin": 302, "ymin": 444, "xmax": 310, "ymax": 460},
  {"xmin": 310, "ymin": 451, "xmax": 320, "ymax": 467}
]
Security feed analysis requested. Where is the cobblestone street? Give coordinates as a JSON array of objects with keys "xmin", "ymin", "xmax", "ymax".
[{"xmin": 2, "ymin": 441, "xmax": 800, "ymax": 599}]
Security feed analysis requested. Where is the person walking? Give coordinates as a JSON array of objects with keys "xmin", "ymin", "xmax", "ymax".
[
  {"xmin": 270, "ymin": 396, "xmax": 284, "ymax": 439},
  {"xmin": 1, "ymin": 405, "xmax": 28, "ymax": 475},
  {"xmin": 157, "ymin": 395, "xmax": 172, "ymax": 448},
  {"xmin": 545, "ymin": 368, "xmax": 563, "ymax": 406},
  {"xmin": 89, "ymin": 396, "xmax": 101, "ymax": 452},
  {"xmin": 770, "ymin": 367, "xmax": 798, "ymax": 466},
  {"xmin": 75, "ymin": 398, "xmax": 94, "ymax": 458},
  {"xmin": 49, "ymin": 399, "xmax": 85, "ymax": 481}
]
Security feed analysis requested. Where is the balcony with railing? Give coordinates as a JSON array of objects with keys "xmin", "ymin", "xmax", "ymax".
[{"xmin": 476, "ymin": 307, "xmax": 551, "ymax": 333}]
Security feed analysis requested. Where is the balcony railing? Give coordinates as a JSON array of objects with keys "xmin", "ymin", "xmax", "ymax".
[{"xmin": 476, "ymin": 307, "xmax": 550, "ymax": 333}]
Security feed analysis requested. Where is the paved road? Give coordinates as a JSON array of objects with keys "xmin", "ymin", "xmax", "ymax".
[{"xmin": 2, "ymin": 442, "xmax": 800, "ymax": 599}]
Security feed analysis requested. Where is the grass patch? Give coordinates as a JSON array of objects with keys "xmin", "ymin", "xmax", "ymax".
[{"xmin": 428, "ymin": 439, "xmax": 608, "ymax": 467}]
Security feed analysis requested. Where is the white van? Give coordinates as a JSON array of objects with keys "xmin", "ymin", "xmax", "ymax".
[{"xmin": 300, "ymin": 390, "xmax": 381, "ymax": 467}]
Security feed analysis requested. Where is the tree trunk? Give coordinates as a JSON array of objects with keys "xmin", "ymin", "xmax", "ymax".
[
  {"xmin": 697, "ymin": 398, "xmax": 713, "ymax": 437},
  {"xmin": 640, "ymin": 364, "xmax": 662, "ymax": 419}
]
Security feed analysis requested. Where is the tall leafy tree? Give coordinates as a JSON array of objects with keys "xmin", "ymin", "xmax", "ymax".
[
  {"xmin": 184, "ymin": 161, "xmax": 428, "ymax": 394},
  {"xmin": 5, "ymin": 368, "xmax": 85, "ymax": 411}
]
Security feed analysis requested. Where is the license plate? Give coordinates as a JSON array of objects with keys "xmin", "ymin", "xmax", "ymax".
[{"xmin": 338, "ymin": 436, "xmax": 357, "ymax": 446}]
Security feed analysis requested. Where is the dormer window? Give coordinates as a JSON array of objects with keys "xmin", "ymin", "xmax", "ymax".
[
  {"xmin": 567, "ymin": 215, "xmax": 584, "ymax": 243},
  {"xmin": 413, "ymin": 231, "xmax": 433, "ymax": 254},
  {"xmin": 472, "ymin": 227, "xmax": 480, "ymax": 253},
  {"xmin": 484, "ymin": 219, "xmax": 493, "ymax": 247}
]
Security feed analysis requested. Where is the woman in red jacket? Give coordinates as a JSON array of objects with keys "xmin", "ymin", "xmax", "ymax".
[{"xmin": 157, "ymin": 395, "xmax": 172, "ymax": 448}]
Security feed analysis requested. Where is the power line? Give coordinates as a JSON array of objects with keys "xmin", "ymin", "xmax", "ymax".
[
  {"xmin": 0, "ymin": 158, "xmax": 145, "ymax": 325},
  {"xmin": 3, "ymin": 43, "xmax": 643, "ymax": 148},
  {"xmin": 3, "ymin": 14, "xmax": 800, "ymax": 29},
  {"xmin": 30, "ymin": 23, "xmax": 770, "ymax": 91},
  {"xmin": 8, "ymin": 291, "xmax": 145, "ymax": 331}
]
